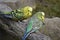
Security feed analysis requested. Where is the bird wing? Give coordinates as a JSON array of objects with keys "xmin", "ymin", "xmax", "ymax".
[
  {"xmin": 22, "ymin": 19, "xmax": 33, "ymax": 40},
  {"xmin": 26, "ymin": 19, "xmax": 33, "ymax": 33}
]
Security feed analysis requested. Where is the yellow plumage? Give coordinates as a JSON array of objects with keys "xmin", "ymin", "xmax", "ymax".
[
  {"xmin": 21, "ymin": 6, "xmax": 33, "ymax": 19},
  {"xmin": 0, "ymin": 6, "xmax": 33, "ymax": 21}
]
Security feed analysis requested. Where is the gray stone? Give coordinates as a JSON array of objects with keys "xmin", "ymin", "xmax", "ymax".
[
  {"xmin": 29, "ymin": 33, "xmax": 51, "ymax": 40},
  {"xmin": 0, "ymin": 4, "xmax": 12, "ymax": 12}
]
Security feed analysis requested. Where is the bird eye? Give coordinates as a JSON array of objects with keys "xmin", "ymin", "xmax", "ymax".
[
  {"xmin": 28, "ymin": 10, "xmax": 29, "ymax": 11},
  {"xmin": 28, "ymin": 10, "xmax": 31, "ymax": 12}
]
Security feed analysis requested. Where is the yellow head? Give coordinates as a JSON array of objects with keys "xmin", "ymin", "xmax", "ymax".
[
  {"xmin": 23, "ymin": 6, "xmax": 33, "ymax": 12},
  {"xmin": 23, "ymin": 6, "xmax": 33, "ymax": 18},
  {"xmin": 37, "ymin": 12, "xmax": 45, "ymax": 22}
]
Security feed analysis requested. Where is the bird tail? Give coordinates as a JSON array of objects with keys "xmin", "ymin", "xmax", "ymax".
[
  {"xmin": 22, "ymin": 32, "xmax": 31, "ymax": 40},
  {"xmin": 0, "ymin": 11, "xmax": 4, "ymax": 14},
  {"xmin": 22, "ymin": 32, "xmax": 27, "ymax": 40},
  {"xmin": 0, "ymin": 11, "xmax": 12, "ymax": 19}
]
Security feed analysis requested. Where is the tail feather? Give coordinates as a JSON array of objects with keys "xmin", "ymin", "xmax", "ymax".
[
  {"xmin": 22, "ymin": 32, "xmax": 27, "ymax": 40},
  {"xmin": 22, "ymin": 32, "xmax": 31, "ymax": 40},
  {"xmin": 0, "ymin": 11, "xmax": 12, "ymax": 19}
]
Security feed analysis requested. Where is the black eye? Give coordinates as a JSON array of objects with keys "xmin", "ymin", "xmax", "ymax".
[
  {"xmin": 41, "ymin": 16, "xmax": 42, "ymax": 18},
  {"xmin": 28, "ymin": 10, "xmax": 29, "ymax": 11}
]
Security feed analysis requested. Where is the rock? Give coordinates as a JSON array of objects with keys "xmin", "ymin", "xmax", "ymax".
[
  {"xmin": 0, "ymin": 4, "xmax": 12, "ymax": 12},
  {"xmin": 0, "ymin": 0, "xmax": 19, "ymax": 2},
  {"xmin": 40, "ymin": 17, "xmax": 60, "ymax": 40},
  {"xmin": 0, "ymin": 0, "xmax": 35, "ymax": 9},
  {"xmin": 29, "ymin": 33, "xmax": 51, "ymax": 40},
  {"xmin": 0, "ymin": 16, "xmax": 60, "ymax": 40},
  {"xmin": 0, "ymin": 17, "xmax": 51, "ymax": 40}
]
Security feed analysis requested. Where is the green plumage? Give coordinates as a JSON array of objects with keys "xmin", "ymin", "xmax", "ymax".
[
  {"xmin": 26, "ymin": 12, "xmax": 45, "ymax": 33},
  {"xmin": 0, "ymin": 6, "xmax": 33, "ymax": 21},
  {"xmin": 26, "ymin": 20, "xmax": 33, "ymax": 33},
  {"xmin": 22, "ymin": 12, "xmax": 45, "ymax": 40}
]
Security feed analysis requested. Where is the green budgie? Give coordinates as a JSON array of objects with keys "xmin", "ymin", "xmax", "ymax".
[
  {"xmin": 22, "ymin": 12, "xmax": 45, "ymax": 40},
  {"xmin": 0, "ymin": 6, "xmax": 33, "ymax": 21}
]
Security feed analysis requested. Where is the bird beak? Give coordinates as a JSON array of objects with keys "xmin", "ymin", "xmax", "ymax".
[
  {"xmin": 42, "ymin": 16, "xmax": 45, "ymax": 25},
  {"xmin": 42, "ymin": 16, "xmax": 44, "ymax": 22}
]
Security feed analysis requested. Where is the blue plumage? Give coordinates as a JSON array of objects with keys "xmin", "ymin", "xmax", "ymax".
[{"xmin": 22, "ymin": 32, "xmax": 31, "ymax": 40}]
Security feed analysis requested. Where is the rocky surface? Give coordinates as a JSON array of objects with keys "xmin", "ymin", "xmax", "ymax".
[
  {"xmin": 0, "ymin": 4, "xmax": 12, "ymax": 12},
  {"xmin": 28, "ymin": 33, "xmax": 51, "ymax": 40},
  {"xmin": 40, "ymin": 17, "xmax": 60, "ymax": 40},
  {"xmin": 0, "ymin": 18, "xmax": 51, "ymax": 40},
  {"xmin": 0, "ymin": 10, "xmax": 60, "ymax": 40},
  {"xmin": 0, "ymin": 0, "xmax": 35, "ymax": 9}
]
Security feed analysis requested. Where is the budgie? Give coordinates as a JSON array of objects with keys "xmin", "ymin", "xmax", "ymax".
[
  {"xmin": 0, "ymin": 6, "xmax": 33, "ymax": 21},
  {"xmin": 22, "ymin": 12, "xmax": 45, "ymax": 40}
]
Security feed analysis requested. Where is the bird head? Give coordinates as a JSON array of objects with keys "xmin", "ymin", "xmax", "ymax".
[
  {"xmin": 37, "ymin": 12, "xmax": 45, "ymax": 22},
  {"xmin": 23, "ymin": 6, "xmax": 33, "ymax": 18},
  {"xmin": 23, "ymin": 6, "xmax": 33, "ymax": 12}
]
